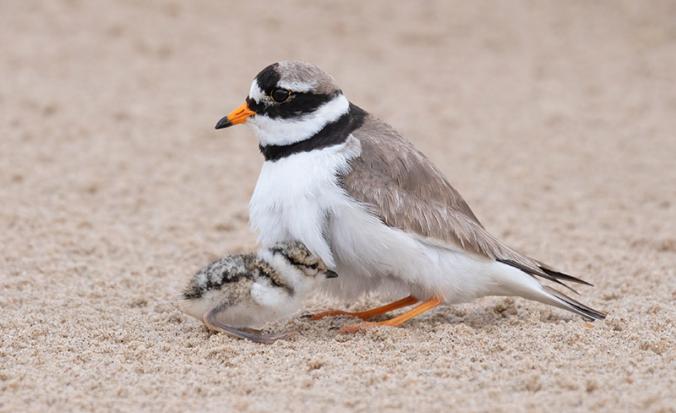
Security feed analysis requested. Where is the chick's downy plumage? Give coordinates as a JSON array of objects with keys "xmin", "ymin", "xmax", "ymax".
[{"xmin": 180, "ymin": 241, "xmax": 335, "ymax": 343}]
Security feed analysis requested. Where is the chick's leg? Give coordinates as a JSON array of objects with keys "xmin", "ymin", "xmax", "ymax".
[
  {"xmin": 203, "ymin": 308, "xmax": 288, "ymax": 344},
  {"xmin": 340, "ymin": 296, "xmax": 442, "ymax": 333},
  {"xmin": 308, "ymin": 295, "xmax": 419, "ymax": 321}
]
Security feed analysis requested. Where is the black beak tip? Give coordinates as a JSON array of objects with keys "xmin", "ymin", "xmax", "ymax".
[
  {"xmin": 214, "ymin": 116, "xmax": 232, "ymax": 130},
  {"xmin": 326, "ymin": 270, "xmax": 339, "ymax": 279}
]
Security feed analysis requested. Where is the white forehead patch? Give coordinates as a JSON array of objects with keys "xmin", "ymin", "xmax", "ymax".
[
  {"xmin": 249, "ymin": 79, "xmax": 315, "ymax": 102},
  {"xmin": 248, "ymin": 80, "xmax": 265, "ymax": 103},
  {"xmin": 277, "ymin": 80, "xmax": 314, "ymax": 93}
]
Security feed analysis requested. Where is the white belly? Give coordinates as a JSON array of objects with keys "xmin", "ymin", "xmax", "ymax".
[
  {"xmin": 249, "ymin": 138, "xmax": 532, "ymax": 303},
  {"xmin": 325, "ymin": 202, "xmax": 518, "ymax": 302}
]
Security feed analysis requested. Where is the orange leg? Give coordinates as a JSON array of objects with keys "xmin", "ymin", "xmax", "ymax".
[
  {"xmin": 340, "ymin": 296, "xmax": 443, "ymax": 334},
  {"xmin": 308, "ymin": 295, "xmax": 419, "ymax": 321}
]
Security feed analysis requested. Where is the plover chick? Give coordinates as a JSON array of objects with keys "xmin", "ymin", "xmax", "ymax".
[
  {"xmin": 180, "ymin": 241, "xmax": 337, "ymax": 344},
  {"xmin": 214, "ymin": 61, "xmax": 606, "ymax": 332}
]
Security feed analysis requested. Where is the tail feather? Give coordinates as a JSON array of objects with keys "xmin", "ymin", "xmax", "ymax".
[
  {"xmin": 498, "ymin": 258, "xmax": 597, "ymax": 296},
  {"xmin": 542, "ymin": 286, "xmax": 606, "ymax": 321},
  {"xmin": 497, "ymin": 259, "xmax": 580, "ymax": 294},
  {"xmin": 538, "ymin": 264, "xmax": 594, "ymax": 287}
]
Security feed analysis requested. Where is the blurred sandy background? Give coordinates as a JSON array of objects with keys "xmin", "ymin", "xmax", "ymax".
[{"xmin": 1, "ymin": 1, "xmax": 675, "ymax": 412}]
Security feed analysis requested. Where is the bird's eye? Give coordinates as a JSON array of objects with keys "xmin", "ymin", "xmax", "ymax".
[{"xmin": 271, "ymin": 88, "xmax": 290, "ymax": 103}]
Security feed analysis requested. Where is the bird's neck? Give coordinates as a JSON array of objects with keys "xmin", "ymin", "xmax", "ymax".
[
  {"xmin": 248, "ymin": 94, "xmax": 349, "ymax": 146},
  {"xmin": 254, "ymin": 99, "xmax": 367, "ymax": 162}
]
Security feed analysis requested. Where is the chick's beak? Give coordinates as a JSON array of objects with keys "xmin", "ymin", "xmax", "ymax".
[
  {"xmin": 215, "ymin": 102, "xmax": 255, "ymax": 129},
  {"xmin": 326, "ymin": 270, "xmax": 339, "ymax": 279}
]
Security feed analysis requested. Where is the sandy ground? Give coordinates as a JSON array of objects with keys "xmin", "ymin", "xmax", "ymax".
[{"xmin": 1, "ymin": 1, "xmax": 675, "ymax": 412}]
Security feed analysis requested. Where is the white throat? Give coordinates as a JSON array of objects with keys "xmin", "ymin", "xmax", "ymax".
[{"xmin": 247, "ymin": 94, "xmax": 350, "ymax": 147}]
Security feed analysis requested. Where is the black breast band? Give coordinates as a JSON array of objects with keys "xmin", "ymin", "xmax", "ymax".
[{"xmin": 259, "ymin": 103, "xmax": 367, "ymax": 162}]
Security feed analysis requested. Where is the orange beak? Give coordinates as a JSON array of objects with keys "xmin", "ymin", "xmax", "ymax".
[{"xmin": 215, "ymin": 102, "xmax": 255, "ymax": 129}]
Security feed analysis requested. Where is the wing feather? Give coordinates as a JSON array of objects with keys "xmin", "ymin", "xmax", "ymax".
[{"xmin": 339, "ymin": 113, "xmax": 591, "ymax": 288}]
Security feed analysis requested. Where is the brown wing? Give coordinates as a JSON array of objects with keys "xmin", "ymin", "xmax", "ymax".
[{"xmin": 339, "ymin": 113, "xmax": 591, "ymax": 288}]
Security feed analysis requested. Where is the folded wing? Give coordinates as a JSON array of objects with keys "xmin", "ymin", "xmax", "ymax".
[{"xmin": 338, "ymin": 112, "xmax": 592, "ymax": 291}]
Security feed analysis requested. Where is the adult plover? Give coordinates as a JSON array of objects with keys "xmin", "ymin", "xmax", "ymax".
[
  {"xmin": 215, "ymin": 61, "xmax": 606, "ymax": 332},
  {"xmin": 180, "ymin": 241, "xmax": 337, "ymax": 343}
]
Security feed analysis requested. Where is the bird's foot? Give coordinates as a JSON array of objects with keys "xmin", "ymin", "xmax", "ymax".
[
  {"xmin": 305, "ymin": 295, "xmax": 419, "ymax": 321},
  {"xmin": 338, "ymin": 296, "xmax": 443, "ymax": 334}
]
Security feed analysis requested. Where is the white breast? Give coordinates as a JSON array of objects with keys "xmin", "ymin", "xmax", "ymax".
[{"xmin": 249, "ymin": 136, "xmax": 361, "ymax": 269}]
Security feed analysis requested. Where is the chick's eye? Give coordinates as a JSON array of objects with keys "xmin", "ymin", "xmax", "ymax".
[
  {"xmin": 305, "ymin": 264, "xmax": 319, "ymax": 271},
  {"xmin": 271, "ymin": 88, "xmax": 290, "ymax": 103}
]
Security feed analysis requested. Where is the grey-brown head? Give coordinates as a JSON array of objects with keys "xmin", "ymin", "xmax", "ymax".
[
  {"xmin": 214, "ymin": 61, "xmax": 363, "ymax": 154},
  {"xmin": 250, "ymin": 61, "xmax": 341, "ymax": 102},
  {"xmin": 214, "ymin": 61, "xmax": 342, "ymax": 128}
]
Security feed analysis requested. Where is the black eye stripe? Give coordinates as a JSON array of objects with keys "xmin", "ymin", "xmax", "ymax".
[{"xmin": 247, "ymin": 91, "xmax": 339, "ymax": 119}]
